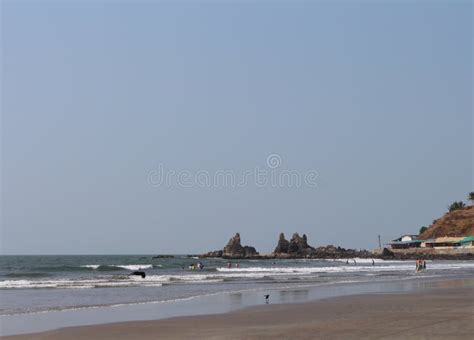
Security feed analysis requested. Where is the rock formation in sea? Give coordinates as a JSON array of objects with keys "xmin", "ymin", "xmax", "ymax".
[
  {"xmin": 202, "ymin": 233, "xmax": 259, "ymax": 259},
  {"xmin": 272, "ymin": 232, "xmax": 314, "ymax": 257},
  {"xmin": 311, "ymin": 245, "xmax": 372, "ymax": 259},
  {"xmin": 223, "ymin": 233, "xmax": 259, "ymax": 258},
  {"xmin": 201, "ymin": 231, "xmax": 474, "ymax": 259},
  {"xmin": 288, "ymin": 233, "xmax": 313, "ymax": 255},
  {"xmin": 273, "ymin": 233, "xmax": 290, "ymax": 254},
  {"xmin": 272, "ymin": 233, "xmax": 377, "ymax": 258},
  {"xmin": 201, "ymin": 249, "xmax": 223, "ymax": 257}
]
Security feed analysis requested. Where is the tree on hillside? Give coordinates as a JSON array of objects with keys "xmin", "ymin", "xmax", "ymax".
[
  {"xmin": 419, "ymin": 226, "xmax": 428, "ymax": 235},
  {"xmin": 448, "ymin": 201, "xmax": 466, "ymax": 212},
  {"xmin": 468, "ymin": 192, "xmax": 474, "ymax": 205}
]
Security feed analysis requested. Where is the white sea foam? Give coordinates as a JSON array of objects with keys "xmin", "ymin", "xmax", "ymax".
[
  {"xmin": 0, "ymin": 278, "xmax": 164, "ymax": 289},
  {"xmin": 80, "ymin": 264, "xmax": 153, "ymax": 270},
  {"xmin": 81, "ymin": 265, "xmax": 100, "ymax": 269},
  {"xmin": 111, "ymin": 264, "xmax": 153, "ymax": 270},
  {"xmin": 333, "ymin": 258, "xmax": 403, "ymax": 264},
  {"xmin": 216, "ymin": 261, "xmax": 474, "ymax": 274}
]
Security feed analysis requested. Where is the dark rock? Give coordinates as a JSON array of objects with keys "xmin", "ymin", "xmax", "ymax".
[
  {"xmin": 202, "ymin": 249, "xmax": 223, "ymax": 258},
  {"xmin": 288, "ymin": 232, "xmax": 313, "ymax": 255},
  {"xmin": 242, "ymin": 245, "xmax": 259, "ymax": 257},
  {"xmin": 223, "ymin": 233, "xmax": 243, "ymax": 257},
  {"xmin": 223, "ymin": 233, "xmax": 259, "ymax": 258},
  {"xmin": 272, "ymin": 232, "xmax": 314, "ymax": 257},
  {"xmin": 202, "ymin": 233, "xmax": 259, "ymax": 258},
  {"xmin": 273, "ymin": 233, "xmax": 290, "ymax": 254}
]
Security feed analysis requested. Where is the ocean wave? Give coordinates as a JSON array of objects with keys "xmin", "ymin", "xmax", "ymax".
[
  {"xmin": 2, "ymin": 261, "xmax": 473, "ymax": 290},
  {"xmin": 0, "ymin": 272, "xmax": 267, "ymax": 289},
  {"xmin": 215, "ymin": 262, "xmax": 474, "ymax": 274},
  {"xmin": 80, "ymin": 265, "xmax": 101, "ymax": 270},
  {"xmin": 0, "ymin": 278, "xmax": 164, "ymax": 289}
]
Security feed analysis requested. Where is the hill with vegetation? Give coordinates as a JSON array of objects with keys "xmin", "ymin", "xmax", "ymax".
[{"xmin": 419, "ymin": 205, "xmax": 474, "ymax": 239}]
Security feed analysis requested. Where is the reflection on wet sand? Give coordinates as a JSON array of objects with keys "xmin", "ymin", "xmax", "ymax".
[{"xmin": 279, "ymin": 289, "xmax": 309, "ymax": 303}]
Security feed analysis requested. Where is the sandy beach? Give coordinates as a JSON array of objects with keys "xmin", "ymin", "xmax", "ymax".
[{"xmin": 5, "ymin": 284, "xmax": 473, "ymax": 340}]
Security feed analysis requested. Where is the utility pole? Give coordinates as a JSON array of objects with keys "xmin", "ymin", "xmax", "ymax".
[{"xmin": 378, "ymin": 235, "xmax": 382, "ymax": 250}]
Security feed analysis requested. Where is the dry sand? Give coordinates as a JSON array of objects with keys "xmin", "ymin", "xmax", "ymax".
[{"xmin": 5, "ymin": 286, "xmax": 474, "ymax": 340}]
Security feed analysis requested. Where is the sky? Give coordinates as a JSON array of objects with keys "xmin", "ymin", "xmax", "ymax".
[{"xmin": 1, "ymin": 1, "xmax": 472, "ymax": 255}]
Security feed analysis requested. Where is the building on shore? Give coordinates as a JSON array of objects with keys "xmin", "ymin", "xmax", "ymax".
[
  {"xmin": 387, "ymin": 235, "xmax": 422, "ymax": 250},
  {"xmin": 387, "ymin": 235, "xmax": 474, "ymax": 251},
  {"xmin": 459, "ymin": 236, "xmax": 474, "ymax": 247},
  {"xmin": 422, "ymin": 237, "xmax": 464, "ymax": 249}
]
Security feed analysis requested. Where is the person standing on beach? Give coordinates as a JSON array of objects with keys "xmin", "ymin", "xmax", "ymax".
[
  {"xmin": 416, "ymin": 259, "xmax": 423, "ymax": 272},
  {"xmin": 227, "ymin": 261, "xmax": 231, "ymax": 269}
]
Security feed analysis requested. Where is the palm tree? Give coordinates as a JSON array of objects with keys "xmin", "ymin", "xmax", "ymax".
[{"xmin": 468, "ymin": 192, "xmax": 474, "ymax": 205}]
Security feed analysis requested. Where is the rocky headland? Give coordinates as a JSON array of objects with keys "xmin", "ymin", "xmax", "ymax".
[{"xmin": 419, "ymin": 205, "xmax": 474, "ymax": 239}]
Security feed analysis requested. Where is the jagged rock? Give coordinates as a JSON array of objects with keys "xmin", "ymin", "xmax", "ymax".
[
  {"xmin": 201, "ymin": 233, "xmax": 259, "ymax": 258},
  {"xmin": 274, "ymin": 233, "xmax": 290, "ymax": 254},
  {"xmin": 203, "ymin": 232, "xmax": 381, "ymax": 259},
  {"xmin": 222, "ymin": 233, "xmax": 259, "ymax": 258},
  {"xmin": 306, "ymin": 244, "xmax": 373, "ymax": 259},
  {"xmin": 288, "ymin": 232, "xmax": 313, "ymax": 255},
  {"xmin": 202, "ymin": 249, "xmax": 223, "ymax": 257},
  {"xmin": 223, "ymin": 233, "xmax": 243, "ymax": 257},
  {"xmin": 242, "ymin": 246, "xmax": 258, "ymax": 257},
  {"xmin": 272, "ymin": 232, "xmax": 314, "ymax": 257}
]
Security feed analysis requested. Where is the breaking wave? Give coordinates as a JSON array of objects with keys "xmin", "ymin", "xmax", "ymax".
[{"xmin": 80, "ymin": 264, "xmax": 154, "ymax": 271}]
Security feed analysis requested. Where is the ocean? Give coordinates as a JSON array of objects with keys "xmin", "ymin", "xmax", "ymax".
[{"xmin": 2, "ymin": 255, "xmax": 474, "ymax": 318}]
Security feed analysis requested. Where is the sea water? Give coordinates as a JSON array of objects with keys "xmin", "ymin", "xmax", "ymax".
[{"xmin": 1, "ymin": 255, "xmax": 474, "ymax": 317}]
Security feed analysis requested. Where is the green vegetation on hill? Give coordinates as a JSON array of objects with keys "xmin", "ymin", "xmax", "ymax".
[
  {"xmin": 468, "ymin": 192, "xmax": 474, "ymax": 204},
  {"xmin": 419, "ymin": 226, "xmax": 428, "ymax": 235},
  {"xmin": 448, "ymin": 201, "xmax": 466, "ymax": 212}
]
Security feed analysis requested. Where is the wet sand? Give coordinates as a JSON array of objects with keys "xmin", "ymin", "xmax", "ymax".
[{"xmin": 5, "ymin": 285, "xmax": 473, "ymax": 339}]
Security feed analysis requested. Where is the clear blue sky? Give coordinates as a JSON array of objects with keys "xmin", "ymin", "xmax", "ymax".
[{"xmin": 1, "ymin": 1, "xmax": 472, "ymax": 254}]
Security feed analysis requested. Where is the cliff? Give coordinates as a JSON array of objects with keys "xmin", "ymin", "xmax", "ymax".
[{"xmin": 419, "ymin": 206, "xmax": 474, "ymax": 239}]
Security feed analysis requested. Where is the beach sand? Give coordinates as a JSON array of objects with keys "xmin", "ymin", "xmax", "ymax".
[{"xmin": 5, "ymin": 286, "xmax": 474, "ymax": 339}]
